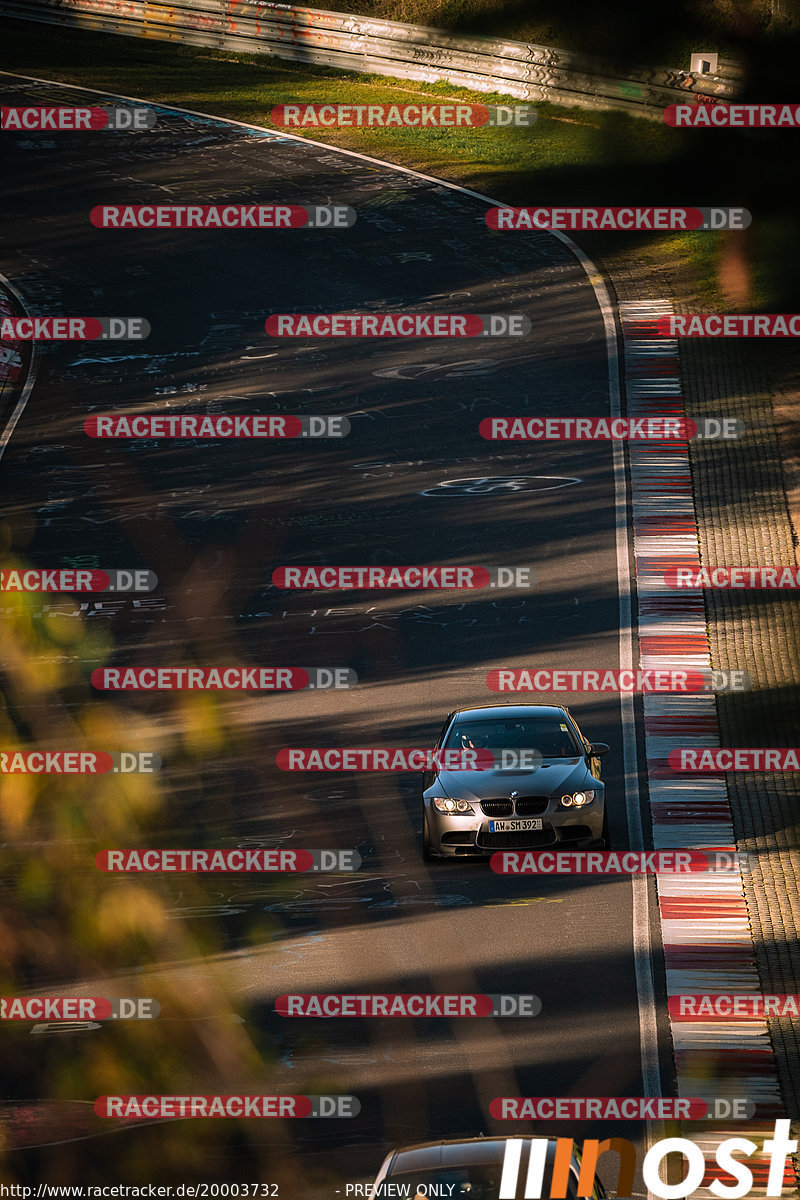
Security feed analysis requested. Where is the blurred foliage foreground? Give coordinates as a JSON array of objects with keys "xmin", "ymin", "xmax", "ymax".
[{"xmin": 0, "ymin": 525, "xmax": 310, "ymax": 1188}]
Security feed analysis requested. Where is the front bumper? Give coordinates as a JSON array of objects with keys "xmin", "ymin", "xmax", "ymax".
[{"xmin": 424, "ymin": 800, "xmax": 604, "ymax": 857}]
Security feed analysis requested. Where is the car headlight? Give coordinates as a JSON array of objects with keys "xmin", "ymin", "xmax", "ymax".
[
  {"xmin": 560, "ymin": 790, "xmax": 595, "ymax": 808},
  {"xmin": 432, "ymin": 797, "xmax": 475, "ymax": 814}
]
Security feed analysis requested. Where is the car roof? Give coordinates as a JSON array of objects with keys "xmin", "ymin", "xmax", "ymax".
[
  {"xmin": 387, "ymin": 1135, "xmax": 561, "ymax": 1172},
  {"xmin": 451, "ymin": 704, "xmax": 569, "ymax": 720}
]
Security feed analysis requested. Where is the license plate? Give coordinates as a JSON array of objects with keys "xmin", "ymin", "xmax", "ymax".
[{"xmin": 489, "ymin": 819, "xmax": 543, "ymax": 832}]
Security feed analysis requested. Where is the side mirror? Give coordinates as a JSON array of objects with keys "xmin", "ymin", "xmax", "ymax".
[{"xmin": 588, "ymin": 742, "xmax": 610, "ymax": 756}]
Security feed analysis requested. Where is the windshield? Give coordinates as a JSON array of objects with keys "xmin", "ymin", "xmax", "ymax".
[{"xmin": 443, "ymin": 717, "xmax": 582, "ymax": 759}]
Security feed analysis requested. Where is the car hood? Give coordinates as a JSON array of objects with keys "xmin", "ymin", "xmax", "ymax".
[{"xmin": 435, "ymin": 758, "xmax": 592, "ymax": 801}]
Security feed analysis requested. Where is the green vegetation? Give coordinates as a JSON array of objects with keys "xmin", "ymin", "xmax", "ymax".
[{"xmin": 0, "ymin": 18, "xmax": 680, "ymax": 193}]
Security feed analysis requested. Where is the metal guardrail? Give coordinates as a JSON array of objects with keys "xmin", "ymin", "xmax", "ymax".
[{"xmin": 1, "ymin": 0, "xmax": 741, "ymax": 118}]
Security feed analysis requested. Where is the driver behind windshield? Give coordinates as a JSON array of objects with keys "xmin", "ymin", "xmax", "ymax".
[{"xmin": 447, "ymin": 720, "xmax": 578, "ymax": 758}]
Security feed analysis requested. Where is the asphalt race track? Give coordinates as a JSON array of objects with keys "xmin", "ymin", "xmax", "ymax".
[{"xmin": 0, "ymin": 73, "xmax": 670, "ymax": 1197}]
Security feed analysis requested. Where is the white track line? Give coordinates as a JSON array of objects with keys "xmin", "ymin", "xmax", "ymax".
[{"xmin": 0, "ymin": 271, "xmax": 39, "ymax": 461}]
